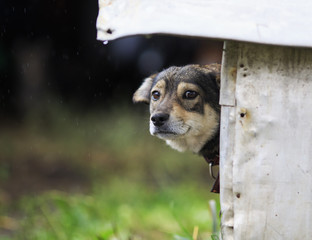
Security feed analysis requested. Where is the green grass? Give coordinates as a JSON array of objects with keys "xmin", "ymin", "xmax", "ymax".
[
  {"xmin": 11, "ymin": 180, "xmax": 219, "ymax": 240},
  {"xmin": 0, "ymin": 103, "xmax": 220, "ymax": 240}
]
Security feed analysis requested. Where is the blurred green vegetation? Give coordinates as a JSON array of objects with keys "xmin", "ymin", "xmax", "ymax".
[{"xmin": 0, "ymin": 103, "xmax": 219, "ymax": 240}]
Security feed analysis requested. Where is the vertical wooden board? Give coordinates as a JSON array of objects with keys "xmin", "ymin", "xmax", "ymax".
[
  {"xmin": 232, "ymin": 43, "xmax": 312, "ymax": 239},
  {"xmin": 220, "ymin": 41, "xmax": 238, "ymax": 107},
  {"xmin": 220, "ymin": 106, "xmax": 235, "ymax": 240},
  {"xmin": 220, "ymin": 41, "xmax": 239, "ymax": 239}
]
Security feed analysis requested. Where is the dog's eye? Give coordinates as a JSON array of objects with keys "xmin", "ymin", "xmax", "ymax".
[
  {"xmin": 183, "ymin": 90, "xmax": 198, "ymax": 99},
  {"xmin": 151, "ymin": 91, "xmax": 161, "ymax": 101}
]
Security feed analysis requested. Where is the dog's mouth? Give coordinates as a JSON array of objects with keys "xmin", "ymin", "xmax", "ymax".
[
  {"xmin": 152, "ymin": 126, "xmax": 190, "ymax": 140},
  {"xmin": 154, "ymin": 130, "xmax": 177, "ymax": 136}
]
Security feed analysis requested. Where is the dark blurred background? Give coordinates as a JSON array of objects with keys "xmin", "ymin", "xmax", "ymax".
[
  {"xmin": 0, "ymin": 0, "xmax": 222, "ymax": 119},
  {"xmin": 0, "ymin": 1, "xmax": 223, "ymax": 238}
]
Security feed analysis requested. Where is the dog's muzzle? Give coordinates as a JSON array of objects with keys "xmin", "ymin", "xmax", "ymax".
[{"xmin": 150, "ymin": 113, "xmax": 189, "ymax": 139}]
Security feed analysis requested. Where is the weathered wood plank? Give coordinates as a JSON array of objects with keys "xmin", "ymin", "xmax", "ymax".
[
  {"xmin": 220, "ymin": 106, "xmax": 235, "ymax": 240},
  {"xmin": 220, "ymin": 41, "xmax": 238, "ymax": 106},
  {"xmin": 97, "ymin": 0, "xmax": 312, "ymax": 47},
  {"xmin": 220, "ymin": 41, "xmax": 239, "ymax": 239},
  {"xmin": 231, "ymin": 43, "xmax": 312, "ymax": 239}
]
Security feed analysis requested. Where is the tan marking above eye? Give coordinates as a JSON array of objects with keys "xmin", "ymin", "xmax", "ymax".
[
  {"xmin": 177, "ymin": 82, "xmax": 201, "ymax": 99},
  {"xmin": 154, "ymin": 79, "xmax": 166, "ymax": 90},
  {"xmin": 151, "ymin": 79, "xmax": 166, "ymax": 100}
]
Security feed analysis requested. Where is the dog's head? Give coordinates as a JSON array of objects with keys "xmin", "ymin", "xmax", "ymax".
[{"xmin": 133, "ymin": 64, "xmax": 220, "ymax": 154}]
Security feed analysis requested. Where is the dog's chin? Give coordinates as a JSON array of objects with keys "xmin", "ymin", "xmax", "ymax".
[
  {"xmin": 152, "ymin": 131, "xmax": 179, "ymax": 140},
  {"xmin": 150, "ymin": 126, "xmax": 190, "ymax": 140}
]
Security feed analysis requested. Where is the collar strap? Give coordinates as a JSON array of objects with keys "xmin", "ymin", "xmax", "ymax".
[
  {"xmin": 203, "ymin": 155, "xmax": 220, "ymax": 194},
  {"xmin": 204, "ymin": 155, "xmax": 219, "ymax": 166}
]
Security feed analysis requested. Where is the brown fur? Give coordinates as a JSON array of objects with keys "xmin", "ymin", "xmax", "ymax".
[{"xmin": 133, "ymin": 64, "xmax": 221, "ymax": 157}]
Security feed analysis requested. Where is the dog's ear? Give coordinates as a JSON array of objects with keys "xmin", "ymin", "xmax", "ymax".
[
  {"xmin": 133, "ymin": 74, "xmax": 157, "ymax": 104},
  {"xmin": 203, "ymin": 63, "xmax": 221, "ymax": 88}
]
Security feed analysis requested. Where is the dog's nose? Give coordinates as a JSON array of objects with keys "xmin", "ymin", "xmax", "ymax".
[{"xmin": 151, "ymin": 113, "xmax": 169, "ymax": 127}]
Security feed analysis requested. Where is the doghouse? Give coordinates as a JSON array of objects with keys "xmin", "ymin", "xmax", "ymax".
[{"xmin": 96, "ymin": 1, "xmax": 312, "ymax": 239}]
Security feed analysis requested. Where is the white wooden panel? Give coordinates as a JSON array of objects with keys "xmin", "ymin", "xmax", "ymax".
[
  {"xmin": 97, "ymin": 0, "xmax": 312, "ymax": 47},
  {"xmin": 220, "ymin": 41, "xmax": 238, "ymax": 106},
  {"xmin": 220, "ymin": 41, "xmax": 239, "ymax": 239},
  {"xmin": 231, "ymin": 43, "xmax": 312, "ymax": 239},
  {"xmin": 220, "ymin": 106, "xmax": 235, "ymax": 240}
]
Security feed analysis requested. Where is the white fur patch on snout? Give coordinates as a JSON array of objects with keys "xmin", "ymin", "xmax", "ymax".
[
  {"xmin": 149, "ymin": 115, "xmax": 190, "ymax": 140},
  {"xmin": 164, "ymin": 104, "xmax": 219, "ymax": 153}
]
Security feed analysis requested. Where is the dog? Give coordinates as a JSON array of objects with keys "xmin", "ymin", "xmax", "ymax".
[{"xmin": 133, "ymin": 64, "xmax": 221, "ymax": 193}]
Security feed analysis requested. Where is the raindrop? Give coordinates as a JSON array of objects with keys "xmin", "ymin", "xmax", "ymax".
[{"xmin": 103, "ymin": 40, "xmax": 109, "ymax": 45}]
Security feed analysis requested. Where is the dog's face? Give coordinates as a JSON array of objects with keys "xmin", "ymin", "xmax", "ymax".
[{"xmin": 133, "ymin": 64, "xmax": 220, "ymax": 154}]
